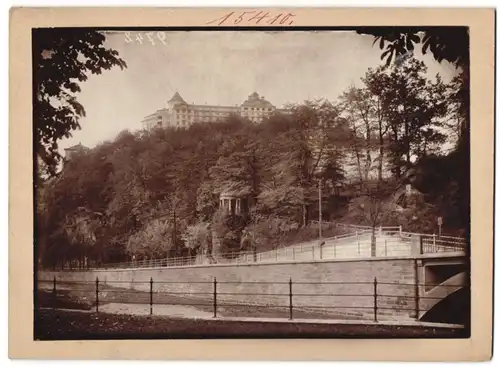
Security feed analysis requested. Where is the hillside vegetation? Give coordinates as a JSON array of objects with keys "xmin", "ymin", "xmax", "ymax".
[{"xmin": 36, "ymin": 59, "xmax": 468, "ymax": 269}]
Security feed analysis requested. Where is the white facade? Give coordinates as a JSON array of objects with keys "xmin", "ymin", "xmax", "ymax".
[{"xmin": 142, "ymin": 92, "xmax": 291, "ymax": 130}]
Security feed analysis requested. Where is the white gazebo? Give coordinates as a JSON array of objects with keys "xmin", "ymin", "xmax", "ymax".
[{"xmin": 219, "ymin": 186, "xmax": 252, "ymax": 216}]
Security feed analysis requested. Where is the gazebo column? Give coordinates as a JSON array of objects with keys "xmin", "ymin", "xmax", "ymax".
[{"xmin": 235, "ymin": 198, "xmax": 241, "ymax": 215}]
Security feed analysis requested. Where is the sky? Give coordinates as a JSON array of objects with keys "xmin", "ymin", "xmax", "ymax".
[{"xmin": 58, "ymin": 30, "xmax": 458, "ymax": 152}]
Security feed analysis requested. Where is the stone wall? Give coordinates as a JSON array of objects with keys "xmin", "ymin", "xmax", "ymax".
[{"xmin": 39, "ymin": 257, "xmax": 420, "ymax": 320}]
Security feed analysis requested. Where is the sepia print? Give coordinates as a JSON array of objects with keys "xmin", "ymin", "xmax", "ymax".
[{"xmin": 9, "ymin": 7, "xmax": 494, "ymax": 361}]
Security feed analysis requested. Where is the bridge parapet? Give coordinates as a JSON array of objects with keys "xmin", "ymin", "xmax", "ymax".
[{"xmin": 56, "ymin": 227, "xmax": 466, "ymax": 271}]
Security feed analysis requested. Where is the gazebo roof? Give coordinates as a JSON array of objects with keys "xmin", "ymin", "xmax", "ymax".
[{"xmin": 220, "ymin": 184, "xmax": 252, "ymax": 198}]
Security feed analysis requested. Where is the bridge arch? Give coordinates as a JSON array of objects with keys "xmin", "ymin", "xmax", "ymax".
[{"xmin": 419, "ymin": 271, "xmax": 468, "ymax": 324}]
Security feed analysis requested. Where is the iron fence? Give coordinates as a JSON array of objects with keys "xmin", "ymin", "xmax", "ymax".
[{"xmin": 36, "ymin": 277, "xmax": 469, "ymax": 324}]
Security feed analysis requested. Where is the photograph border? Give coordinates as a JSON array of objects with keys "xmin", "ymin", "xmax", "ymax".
[{"xmin": 9, "ymin": 7, "xmax": 495, "ymax": 361}]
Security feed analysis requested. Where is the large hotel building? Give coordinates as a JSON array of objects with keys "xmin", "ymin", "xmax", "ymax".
[{"xmin": 142, "ymin": 91, "xmax": 291, "ymax": 130}]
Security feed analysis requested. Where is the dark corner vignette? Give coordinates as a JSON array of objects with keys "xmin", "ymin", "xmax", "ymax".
[{"xmin": 32, "ymin": 26, "xmax": 471, "ymax": 341}]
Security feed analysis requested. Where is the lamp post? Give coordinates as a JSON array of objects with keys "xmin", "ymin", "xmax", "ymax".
[{"xmin": 437, "ymin": 216, "xmax": 443, "ymax": 239}]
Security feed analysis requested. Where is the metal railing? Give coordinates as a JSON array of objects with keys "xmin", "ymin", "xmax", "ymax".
[
  {"xmin": 58, "ymin": 223, "xmax": 467, "ymax": 271},
  {"xmin": 36, "ymin": 277, "xmax": 469, "ymax": 324}
]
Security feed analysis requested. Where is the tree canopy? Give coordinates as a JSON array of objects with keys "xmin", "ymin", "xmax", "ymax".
[{"xmin": 33, "ymin": 29, "xmax": 127, "ymax": 175}]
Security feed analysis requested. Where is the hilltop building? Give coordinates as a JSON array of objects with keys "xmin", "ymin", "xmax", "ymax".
[
  {"xmin": 142, "ymin": 91, "xmax": 291, "ymax": 130},
  {"xmin": 63, "ymin": 143, "xmax": 89, "ymax": 162}
]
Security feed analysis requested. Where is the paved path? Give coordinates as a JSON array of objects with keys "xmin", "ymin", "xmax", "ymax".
[
  {"xmin": 46, "ymin": 303, "xmax": 462, "ymax": 329},
  {"xmin": 98, "ymin": 303, "xmax": 213, "ymax": 318}
]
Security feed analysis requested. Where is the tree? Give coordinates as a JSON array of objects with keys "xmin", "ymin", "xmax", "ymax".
[
  {"xmin": 367, "ymin": 59, "xmax": 448, "ymax": 178},
  {"xmin": 181, "ymin": 222, "xmax": 211, "ymax": 256},
  {"xmin": 258, "ymin": 101, "xmax": 347, "ymax": 226},
  {"xmin": 127, "ymin": 219, "xmax": 176, "ymax": 260},
  {"xmin": 357, "ymin": 27, "xmax": 470, "ymax": 237},
  {"xmin": 211, "ymin": 209, "xmax": 247, "ymax": 258},
  {"xmin": 339, "ymin": 85, "xmax": 388, "ymax": 182},
  {"xmin": 33, "ymin": 29, "xmax": 127, "ymax": 175},
  {"xmin": 345, "ymin": 180, "xmax": 400, "ymax": 256},
  {"xmin": 356, "ymin": 27, "xmax": 469, "ymax": 69}
]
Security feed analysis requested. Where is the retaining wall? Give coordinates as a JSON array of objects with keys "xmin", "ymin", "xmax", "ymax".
[{"xmin": 39, "ymin": 256, "xmax": 422, "ymax": 321}]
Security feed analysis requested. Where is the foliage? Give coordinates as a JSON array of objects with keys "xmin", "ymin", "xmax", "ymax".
[
  {"xmin": 211, "ymin": 209, "xmax": 248, "ymax": 257},
  {"xmin": 37, "ymin": 53, "xmax": 467, "ymax": 267},
  {"xmin": 358, "ymin": 27, "xmax": 470, "ymax": 237},
  {"xmin": 181, "ymin": 222, "xmax": 211, "ymax": 252},
  {"xmin": 127, "ymin": 219, "xmax": 176, "ymax": 259},
  {"xmin": 344, "ymin": 179, "xmax": 401, "ymax": 228},
  {"xmin": 356, "ymin": 27, "xmax": 469, "ymax": 69},
  {"xmin": 245, "ymin": 216, "xmax": 299, "ymax": 251},
  {"xmin": 33, "ymin": 29, "xmax": 127, "ymax": 175}
]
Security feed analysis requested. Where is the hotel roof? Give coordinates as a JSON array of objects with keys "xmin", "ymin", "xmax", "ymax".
[{"xmin": 168, "ymin": 92, "xmax": 187, "ymax": 104}]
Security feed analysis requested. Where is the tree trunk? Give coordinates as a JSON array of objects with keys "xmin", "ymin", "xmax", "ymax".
[
  {"xmin": 377, "ymin": 99, "xmax": 385, "ymax": 181},
  {"xmin": 378, "ymin": 129, "xmax": 384, "ymax": 180},
  {"xmin": 371, "ymin": 227, "xmax": 377, "ymax": 257},
  {"xmin": 302, "ymin": 204, "xmax": 309, "ymax": 227}
]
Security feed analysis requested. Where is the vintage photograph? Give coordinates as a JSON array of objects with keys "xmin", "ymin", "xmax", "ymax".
[{"xmin": 33, "ymin": 26, "xmax": 471, "ymax": 340}]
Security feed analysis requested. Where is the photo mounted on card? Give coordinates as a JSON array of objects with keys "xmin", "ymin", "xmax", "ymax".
[{"xmin": 8, "ymin": 7, "xmax": 494, "ymax": 361}]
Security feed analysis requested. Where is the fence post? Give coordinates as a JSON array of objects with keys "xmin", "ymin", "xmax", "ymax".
[
  {"xmin": 293, "ymin": 247, "xmax": 295, "ymax": 261},
  {"xmin": 289, "ymin": 277, "xmax": 293, "ymax": 320},
  {"xmin": 415, "ymin": 279, "xmax": 420, "ymax": 320},
  {"xmin": 213, "ymin": 277, "xmax": 217, "ymax": 318},
  {"xmin": 149, "ymin": 277, "xmax": 153, "ymax": 315},
  {"xmin": 384, "ymin": 240, "xmax": 387, "ymax": 257},
  {"xmin": 432, "ymin": 233, "xmax": 436, "ymax": 250},
  {"xmin": 95, "ymin": 277, "xmax": 99, "ymax": 313},
  {"xmin": 379, "ymin": 226, "xmax": 382, "ymax": 237},
  {"xmin": 373, "ymin": 277, "xmax": 378, "ymax": 322},
  {"xmin": 312, "ymin": 245, "xmax": 315, "ymax": 260},
  {"xmin": 399, "ymin": 225, "xmax": 403, "ymax": 237},
  {"xmin": 52, "ymin": 276, "xmax": 57, "ymax": 310}
]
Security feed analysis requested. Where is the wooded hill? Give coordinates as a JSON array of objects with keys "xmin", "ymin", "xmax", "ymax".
[{"xmin": 36, "ymin": 58, "xmax": 468, "ymax": 269}]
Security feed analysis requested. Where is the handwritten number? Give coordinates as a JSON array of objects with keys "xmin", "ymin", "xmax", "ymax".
[
  {"xmin": 235, "ymin": 11, "xmax": 255, "ymax": 24},
  {"xmin": 124, "ymin": 32, "xmax": 133, "ymax": 43},
  {"xmin": 207, "ymin": 11, "xmax": 234, "ymax": 25},
  {"xmin": 146, "ymin": 32, "xmax": 155, "ymax": 45},
  {"xmin": 208, "ymin": 10, "xmax": 296, "ymax": 26},
  {"xmin": 280, "ymin": 13, "xmax": 296, "ymax": 25},
  {"xmin": 252, "ymin": 11, "xmax": 270, "ymax": 24},
  {"xmin": 136, "ymin": 33, "xmax": 144, "ymax": 44},
  {"xmin": 268, "ymin": 14, "xmax": 282, "ymax": 25},
  {"xmin": 157, "ymin": 31, "xmax": 167, "ymax": 45}
]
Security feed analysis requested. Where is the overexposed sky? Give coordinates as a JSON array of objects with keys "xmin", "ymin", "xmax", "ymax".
[{"xmin": 58, "ymin": 30, "xmax": 458, "ymax": 151}]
